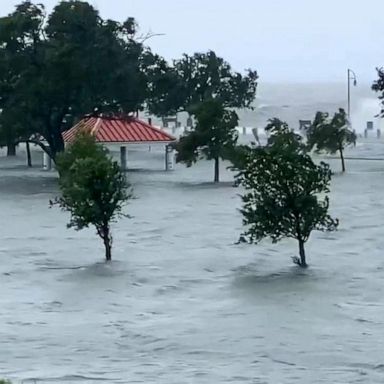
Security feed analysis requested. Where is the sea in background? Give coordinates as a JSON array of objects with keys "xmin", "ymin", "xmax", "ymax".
[{"xmin": 145, "ymin": 82, "xmax": 383, "ymax": 134}]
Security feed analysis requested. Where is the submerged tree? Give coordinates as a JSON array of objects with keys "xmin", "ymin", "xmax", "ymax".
[
  {"xmin": 306, "ymin": 109, "xmax": 356, "ymax": 172},
  {"xmin": 53, "ymin": 134, "xmax": 131, "ymax": 261},
  {"xmin": 146, "ymin": 51, "xmax": 258, "ymax": 182},
  {"xmin": 175, "ymin": 99, "xmax": 239, "ymax": 182},
  {"xmin": 158, "ymin": 52, "xmax": 258, "ymax": 182},
  {"xmin": 236, "ymin": 119, "xmax": 338, "ymax": 267}
]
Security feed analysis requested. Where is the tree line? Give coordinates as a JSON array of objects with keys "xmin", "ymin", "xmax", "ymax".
[{"xmin": 0, "ymin": 1, "xmax": 257, "ymax": 165}]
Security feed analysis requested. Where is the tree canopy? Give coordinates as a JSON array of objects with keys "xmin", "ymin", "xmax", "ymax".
[
  {"xmin": 0, "ymin": 1, "xmax": 153, "ymax": 160},
  {"xmin": 236, "ymin": 118, "xmax": 338, "ymax": 267},
  {"xmin": 147, "ymin": 50, "xmax": 258, "ymax": 116},
  {"xmin": 306, "ymin": 108, "xmax": 356, "ymax": 172}
]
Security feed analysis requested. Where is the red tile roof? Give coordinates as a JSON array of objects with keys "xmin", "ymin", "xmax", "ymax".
[{"xmin": 63, "ymin": 116, "xmax": 176, "ymax": 144}]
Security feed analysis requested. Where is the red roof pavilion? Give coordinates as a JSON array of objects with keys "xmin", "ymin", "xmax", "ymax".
[{"xmin": 63, "ymin": 116, "xmax": 176, "ymax": 144}]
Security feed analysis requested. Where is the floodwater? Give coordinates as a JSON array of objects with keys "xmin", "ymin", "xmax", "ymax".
[{"xmin": 2, "ymin": 140, "xmax": 384, "ymax": 383}]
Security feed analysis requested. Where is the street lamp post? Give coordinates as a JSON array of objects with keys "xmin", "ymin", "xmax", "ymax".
[{"xmin": 347, "ymin": 68, "xmax": 357, "ymax": 125}]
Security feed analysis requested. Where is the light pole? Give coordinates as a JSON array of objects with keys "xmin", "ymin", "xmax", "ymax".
[{"xmin": 347, "ymin": 68, "xmax": 357, "ymax": 125}]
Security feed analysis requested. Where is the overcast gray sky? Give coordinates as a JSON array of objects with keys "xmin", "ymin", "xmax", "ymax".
[{"xmin": 2, "ymin": 0, "xmax": 383, "ymax": 83}]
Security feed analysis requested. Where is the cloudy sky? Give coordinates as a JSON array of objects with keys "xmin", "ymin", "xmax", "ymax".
[{"xmin": 2, "ymin": 0, "xmax": 383, "ymax": 83}]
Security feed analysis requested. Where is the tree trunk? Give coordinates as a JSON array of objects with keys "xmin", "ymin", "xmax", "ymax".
[
  {"xmin": 340, "ymin": 148, "xmax": 345, "ymax": 173},
  {"xmin": 101, "ymin": 225, "xmax": 112, "ymax": 261},
  {"xmin": 104, "ymin": 237, "xmax": 112, "ymax": 261},
  {"xmin": 26, "ymin": 141, "xmax": 32, "ymax": 167},
  {"xmin": 214, "ymin": 157, "xmax": 219, "ymax": 183},
  {"xmin": 45, "ymin": 129, "xmax": 65, "ymax": 164},
  {"xmin": 298, "ymin": 239, "xmax": 307, "ymax": 268},
  {"xmin": 7, "ymin": 143, "xmax": 16, "ymax": 156}
]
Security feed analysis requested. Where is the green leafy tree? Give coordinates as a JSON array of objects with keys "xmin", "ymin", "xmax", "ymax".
[
  {"xmin": 0, "ymin": 1, "xmax": 44, "ymax": 155},
  {"xmin": 53, "ymin": 134, "xmax": 131, "ymax": 261},
  {"xmin": 306, "ymin": 109, "xmax": 356, "ymax": 172},
  {"xmin": 145, "ymin": 51, "xmax": 257, "ymax": 181},
  {"xmin": 0, "ymin": 1, "xmax": 151, "ymax": 161},
  {"xmin": 176, "ymin": 99, "xmax": 239, "ymax": 182},
  {"xmin": 146, "ymin": 50, "xmax": 258, "ymax": 116},
  {"xmin": 236, "ymin": 119, "xmax": 338, "ymax": 267},
  {"xmin": 0, "ymin": 115, "xmax": 23, "ymax": 156}
]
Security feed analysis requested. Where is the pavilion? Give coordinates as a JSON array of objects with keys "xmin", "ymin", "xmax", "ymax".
[{"xmin": 43, "ymin": 115, "xmax": 177, "ymax": 171}]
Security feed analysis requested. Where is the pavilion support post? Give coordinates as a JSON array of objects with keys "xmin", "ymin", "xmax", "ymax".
[
  {"xmin": 43, "ymin": 151, "xmax": 52, "ymax": 171},
  {"xmin": 165, "ymin": 145, "xmax": 175, "ymax": 171},
  {"xmin": 120, "ymin": 146, "xmax": 127, "ymax": 171}
]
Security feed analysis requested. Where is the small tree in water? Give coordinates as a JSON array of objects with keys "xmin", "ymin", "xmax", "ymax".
[
  {"xmin": 175, "ymin": 99, "xmax": 238, "ymax": 182},
  {"xmin": 236, "ymin": 119, "xmax": 338, "ymax": 267},
  {"xmin": 53, "ymin": 134, "xmax": 131, "ymax": 261},
  {"xmin": 306, "ymin": 108, "xmax": 356, "ymax": 173}
]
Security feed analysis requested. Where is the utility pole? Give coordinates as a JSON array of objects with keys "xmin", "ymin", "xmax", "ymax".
[{"xmin": 347, "ymin": 68, "xmax": 357, "ymax": 125}]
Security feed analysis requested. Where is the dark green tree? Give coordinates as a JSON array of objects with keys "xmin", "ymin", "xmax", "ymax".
[
  {"xmin": 53, "ymin": 134, "xmax": 131, "ymax": 261},
  {"xmin": 306, "ymin": 109, "xmax": 356, "ymax": 172},
  {"xmin": 175, "ymin": 99, "xmax": 239, "ymax": 182},
  {"xmin": 146, "ymin": 50, "xmax": 258, "ymax": 116},
  {"xmin": 0, "ymin": 114, "xmax": 23, "ymax": 156},
  {"xmin": 236, "ymin": 119, "xmax": 338, "ymax": 267},
  {"xmin": 0, "ymin": 1, "xmax": 45, "ymax": 155},
  {"xmin": 0, "ymin": 1, "xmax": 150, "ymax": 161},
  {"xmin": 145, "ymin": 51, "xmax": 257, "ymax": 181}
]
